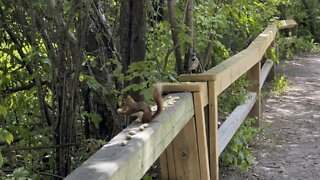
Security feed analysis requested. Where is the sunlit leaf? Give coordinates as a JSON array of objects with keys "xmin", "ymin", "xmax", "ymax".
[
  {"xmin": 12, "ymin": 167, "xmax": 30, "ymax": 178},
  {"xmin": 0, "ymin": 129, "xmax": 14, "ymax": 144},
  {"xmin": 0, "ymin": 105, "xmax": 7, "ymax": 117},
  {"xmin": 85, "ymin": 112, "xmax": 102, "ymax": 125}
]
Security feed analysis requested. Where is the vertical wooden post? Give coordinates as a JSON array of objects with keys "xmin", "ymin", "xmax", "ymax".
[
  {"xmin": 267, "ymin": 41, "xmax": 277, "ymax": 81},
  {"xmin": 159, "ymin": 82, "xmax": 210, "ymax": 180},
  {"xmin": 160, "ymin": 118, "xmax": 201, "ymax": 180},
  {"xmin": 194, "ymin": 92, "xmax": 210, "ymax": 180},
  {"xmin": 247, "ymin": 62, "xmax": 261, "ymax": 127},
  {"xmin": 159, "ymin": 143, "xmax": 176, "ymax": 180},
  {"xmin": 172, "ymin": 118, "xmax": 201, "ymax": 179},
  {"xmin": 208, "ymin": 81, "xmax": 219, "ymax": 180}
]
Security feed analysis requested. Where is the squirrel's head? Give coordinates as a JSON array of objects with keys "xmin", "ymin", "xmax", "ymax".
[{"xmin": 117, "ymin": 95, "xmax": 136, "ymax": 114}]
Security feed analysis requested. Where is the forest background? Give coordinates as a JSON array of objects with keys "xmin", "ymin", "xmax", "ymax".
[{"xmin": 0, "ymin": 0, "xmax": 319, "ymax": 179}]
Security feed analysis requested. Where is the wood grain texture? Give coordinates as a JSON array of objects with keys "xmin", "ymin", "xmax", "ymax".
[
  {"xmin": 172, "ymin": 118, "xmax": 201, "ymax": 179},
  {"xmin": 159, "ymin": 150, "xmax": 169, "ymax": 180},
  {"xmin": 161, "ymin": 82, "xmax": 206, "ymax": 93},
  {"xmin": 194, "ymin": 92, "xmax": 210, "ymax": 180},
  {"xmin": 260, "ymin": 59, "xmax": 274, "ymax": 89},
  {"xmin": 278, "ymin": 19, "xmax": 298, "ymax": 29},
  {"xmin": 208, "ymin": 81, "xmax": 219, "ymax": 180},
  {"xmin": 65, "ymin": 93, "xmax": 194, "ymax": 180},
  {"xmin": 247, "ymin": 62, "xmax": 261, "ymax": 127},
  {"xmin": 217, "ymin": 92, "xmax": 257, "ymax": 155}
]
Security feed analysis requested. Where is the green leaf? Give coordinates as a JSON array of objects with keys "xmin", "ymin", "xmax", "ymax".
[
  {"xmin": 231, "ymin": 143, "xmax": 239, "ymax": 153},
  {"xmin": 0, "ymin": 129, "xmax": 13, "ymax": 144},
  {"xmin": 0, "ymin": 151, "xmax": 3, "ymax": 168},
  {"xmin": 240, "ymin": 161, "xmax": 249, "ymax": 171},
  {"xmin": 5, "ymin": 132, "xmax": 13, "ymax": 144},
  {"xmin": 0, "ymin": 105, "xmax": 7, "ymax": 117},
  {"xmin": 85, "ymin": 112, "xmax": 102, "ymax": 125},
  {"xmin": 142, "ymin": 175, "xmax": 153, "ymax": 180},
  {"xmin": 246, "ymin": 154, "xmax": 254, "ymax": 164},
  {"xmin": 12, "ymin": 167, "xmax": 30, "ymax": 178},
  {"xmin": 221, "ymin": 152, "xmax": 233, "ymax": 165}
]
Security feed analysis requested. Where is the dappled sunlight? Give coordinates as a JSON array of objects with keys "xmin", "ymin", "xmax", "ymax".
[
  {"xmin": 88, "ymin": 162, "xmax": 118, "ymax": 174},
  {"xmin": 255, "ymin": 53, "xmax": 320, "ymax": 179}
]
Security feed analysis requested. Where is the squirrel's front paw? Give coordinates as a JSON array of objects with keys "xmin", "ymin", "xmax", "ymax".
[{"xmin": 132, "ymin": 119, "xmax": 142, "ymax": 125}]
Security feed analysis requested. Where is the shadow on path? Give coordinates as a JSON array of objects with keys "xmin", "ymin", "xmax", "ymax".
[{"xmin": 221, "ymin": 53, "xmax": 320, "ymax": 180}]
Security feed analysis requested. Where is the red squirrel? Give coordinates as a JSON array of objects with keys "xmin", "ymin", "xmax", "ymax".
[{"xmin": 117, "ymin": 85, "xmax": 163, "ymax": 123}]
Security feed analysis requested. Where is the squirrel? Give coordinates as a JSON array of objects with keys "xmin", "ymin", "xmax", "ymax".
[{"xmin": 117, "ymin": 85, "xmax": 163, "ymax": 123}]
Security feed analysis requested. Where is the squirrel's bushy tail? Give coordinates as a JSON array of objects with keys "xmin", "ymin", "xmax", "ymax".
[{"xmin": 151, "ymin": 83, "xmax": 163, "ymax": 120}]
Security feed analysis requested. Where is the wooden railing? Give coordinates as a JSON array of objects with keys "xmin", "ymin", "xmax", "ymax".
[{"xmin": 65, "ymin": 20, "xmax": 297, "ymax": 180}]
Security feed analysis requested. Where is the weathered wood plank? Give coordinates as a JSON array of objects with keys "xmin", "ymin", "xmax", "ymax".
[
  {"xmin": 172, "ymin": 118, "xmax": 201, "ymax": 179},
  {"xmin": 65, "ymin": 93, "xmax": 194, "ymax": 180},
  {"xmin": 179, "ymin": 73, "xmax": 215, "ymax": 82},
  {"xmin": 247, "ymin": 62, "xmax": 261, "ymax": 127},
  {"xmin": 217, "ymin": 92, "xmax": 257, "ymax": 155},
  {"xmin": 180, "ymin": 24, "xmax": 277, "ymax": 95},
  {"xmin": 260, "ymin": 59, "xmax": 274, "ymax": 89},
  {"xmin": 166, "ymin": 143, "xmax": 177, "ymax": 179},
  {"xmin": 161, "ymin": 82, "xmax": 205, "ymax": 93},
  {"xmin": 159, "ymin": 151, "xmax": 169, "ymax": 179},
  {"xmin": 161, "ymin": 82, "xmax": 208, "ymax": 107},
  {"xmin": 278, "ymin": 19, "xmax": 298, "ymax": 29},
  {"xmin": 208, "ymin": 81, "xmax": 219, "ymax": 180},
  {"xmin": 193, "ymin": 92, "xmax": 210, "ymax": 180}
]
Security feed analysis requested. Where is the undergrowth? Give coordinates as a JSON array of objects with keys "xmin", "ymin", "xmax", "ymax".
[
  {"xmin": 272, "ymin": 74, "xmax": 289, "ymax": 96},
  {"xmin": 220, "ymin": 118, "xmax": 266, "ymax": 171}
]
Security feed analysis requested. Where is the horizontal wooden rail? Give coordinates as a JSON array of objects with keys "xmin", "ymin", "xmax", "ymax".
[
  {"xmin": 260, "ymin": 59, "xmax": 274, "ymax": 89},
  {"xmin": 217, "ymin": 92, "xmax": 256, "ymax": 155},
  {"xmin": 278, "ymin": 19, "xmax": 298, "ymax": 29},
  {"xmin": 65, "ymin": 93, "xmax": 194, "ymax": 180},
  {"xmin": 180, "ymin": 23, "xmax": 277, "ymax": 95}
]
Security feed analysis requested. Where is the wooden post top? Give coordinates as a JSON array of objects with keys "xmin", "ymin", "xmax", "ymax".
[
  {"xmin": 278, "ymin": 19, "xmax": 298, "ymax": 29},
  {"xmin": 159, "ymin": 82, "xmax": 207, "ymax": 93}
]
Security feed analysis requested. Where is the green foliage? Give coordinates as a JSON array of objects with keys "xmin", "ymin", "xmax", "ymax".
[
  {"xmin": 3, "ymin": 167, "xmax": 40, "ymax": 180},
  {"xmin": 294, "ymin": 36, "xmax": 319, "ymax": 53},
  {"xmin": 218, "ymin": 77, "xmax": 250, "ymax": 114},
  {"xmin": 118, "ymin": 60, "xmax": 177, "ymax": 101},
  {"xmin": 277, "ymin": 36, "xmax": 295, "ymax": 60},
  {"xmin": 83, "ymin": 112, "xmax": 102, "ymax": 125},
  {"xmin": 276, "ymin": 35, "xmax": 318, "ymax": 60},
  {"xmin": 0, "ymin": 105, "xmax": 7, "ymax": 117},
  {"xmin": 0, "ymin": 151, "xmax": 3, "ymax": 168},
  {"xmin": 265, "ymin": 46, "xmax": 280, "ymax": 64},
  {"xmin": 71, "ymin": 138, "xmax": 106, "ymax": 170},
  {"xmin": 142, "ymin": 174, "xmax": 153, "ymax": 180},
  {"xmin": 1, "ymin": 0, "xmax": 320, "ymax": 178},
  {"xmin": 0, "ymin": 129, "xmax": 13, "ymax": 145},
  {"xmin": 272, "ymin": 74, "xmax": 288, "ymax": 96},
  {"xmin": 121, "ymin": 61, "xmax": 159, "ymax": 99},
  {"xmin": 0, "ymin": 127, "xmax": 13, "ymax": 169},
  {"xmin": 221, "ymin": 118, "xmax": 264, "ymax": 171}
]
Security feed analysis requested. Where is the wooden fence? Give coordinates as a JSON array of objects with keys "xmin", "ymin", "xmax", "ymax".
[{"xmin": 65, "ymin": 20, "xmax": 297, "ymax": 180}]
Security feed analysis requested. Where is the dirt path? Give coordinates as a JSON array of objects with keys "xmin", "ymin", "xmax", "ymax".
[{"xmin": 221, "ymin": 53, "xmax": 320, "ymax": 180}]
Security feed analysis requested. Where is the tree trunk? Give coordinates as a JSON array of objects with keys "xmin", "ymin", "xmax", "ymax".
[
  {"xmin": 184, "ymin": 0, "xmax": 194, "ymax": 72},
  {"xmin": 120, "ymin": 0, "xmax": 147, "ymax": 100},
  {"xmin": 168, "ymin": 0, "xmax": 184, "ymax": 74},
  {"xmin": 50, "ymin": 0, "xmax": 85, "ymax": 177}
]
